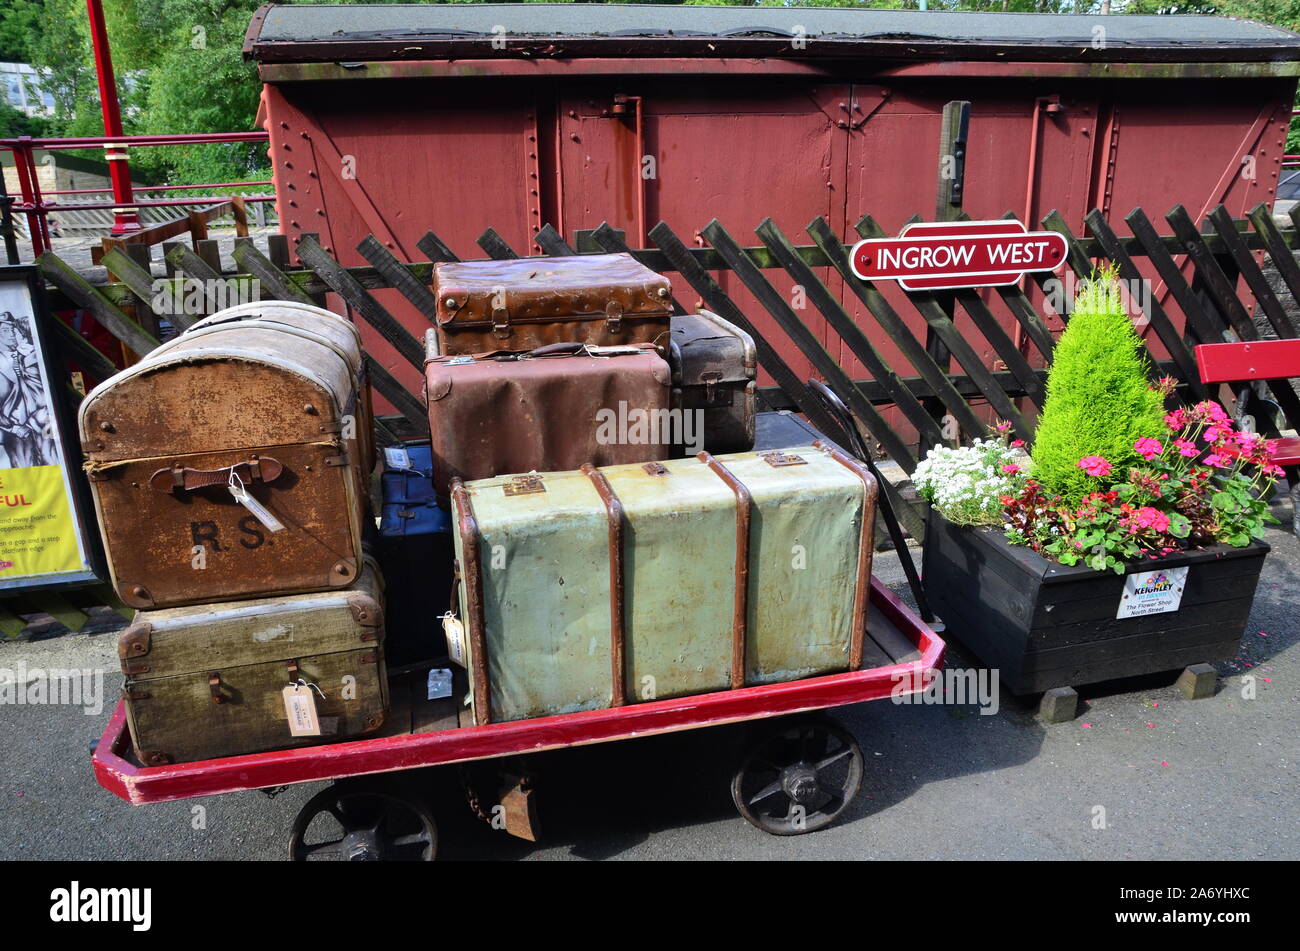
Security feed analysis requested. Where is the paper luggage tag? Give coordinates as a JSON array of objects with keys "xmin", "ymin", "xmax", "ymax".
[
  {"xmin": 384, "ymin": 446, "xmax": 412, "ymax": 471},
  {"xmin": 427, "ymin": 667, "xmax": 453, "ymax": 700},
  {"xmin": 282, "ymin": 683, "xmax": 322, "ymax": 737},
  {"xmin": 228, "ymin": 473, "xmax": 285, "ymax": 534},
  {"xmin": 442, "ymin": 613, "xmax": 466, "ymax": 668}
]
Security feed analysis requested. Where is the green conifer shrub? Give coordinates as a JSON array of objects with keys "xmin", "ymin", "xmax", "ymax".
[{"xmin": 1031, "ymin": 271, "xmax": 1167, "ymax": 503}]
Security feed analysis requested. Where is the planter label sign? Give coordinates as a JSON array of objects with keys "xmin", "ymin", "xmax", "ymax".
[
  {"xmin": 849, "ymin": 219, "xmax": 1068, "ymax": 291},
  {"xmin": 1117, "ymin": 566, "xmax": 1189, "ymax": 619}
]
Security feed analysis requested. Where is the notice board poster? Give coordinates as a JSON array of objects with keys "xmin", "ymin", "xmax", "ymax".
[{"xmin": 0, "ymin": 266, "xmax": 100, "ymax": 591}]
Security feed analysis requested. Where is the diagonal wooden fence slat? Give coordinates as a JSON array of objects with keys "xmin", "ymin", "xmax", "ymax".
[
  {"xmin": 1207, "ymin": 205, "xmax": 1300, "ymax": 341},
  {"xmin": 477, "ymin": 228, "xmax": 520, "ymax": 260},
  {"xmin": 1123, "ymin": 207, "xmax": 1224, "ymax": 346},
  {"xmin": 231, "ymin": 240, "xmax": 316, "ymax": 305},
  {"xmin": 857, "ymin": 215, "xmax": 1032, "ymax": 443},
  {"xmin": 703, "ymin": 217, "xmax": 919, "ymax": 472},
  {"xmin": 296, "ymin": 235, "xmax": 425, "ymax": 371},
  {"xmin": 358, "ymin": 235, "xmax": 440, "ymax": 324},
  {"xmin": 1247, "ymin": 202, "xmax": 1300, "ymax": 315},
  {"xmin": 755, "ymin": 218, "xmax": 946, "ymax": 451},
  {"xmin": 417, "ymin": 230, "xmax": 460, "ymax": 264},
  {"xmin": 534, "ymin": 224, "xmax": 577, "ymax": 257},
  {"xmin": 39, "ymin": 252, "xmax": 159, "ymax": 358},
  {"xmin": 1167, "ymin": 204, "xmax": 1300, "ymax": 426},
  {"xmin": 1083, "ymin": 209, "xmax": 1208, "ymax": 400},
  {"xmin": 804, "ymin": 216, "xmax": 988, "ymax": 441}
]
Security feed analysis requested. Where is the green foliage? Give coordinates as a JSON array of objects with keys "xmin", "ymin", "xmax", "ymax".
[
  {"xmin": 0, "ymin": 98, "xmax": 51, "ymax": 137},
  {"xmin": 1030, "ymin": 271, "xmax": 1168, "ymax": 503},
  {"xmin": 0, "ymin": 0, "xmax": 44, "ymax": 63}
]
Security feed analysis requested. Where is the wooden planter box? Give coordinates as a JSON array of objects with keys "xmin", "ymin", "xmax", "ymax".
[{"xmin": 921, "ymin": 509, "xmax": 1269, "ymax": 695}]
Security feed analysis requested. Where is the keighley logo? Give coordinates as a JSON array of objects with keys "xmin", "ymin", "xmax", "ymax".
[
  {"xmin": 1133, "ymin": 572, "xmax": 1174, "ymax": 596},
  {"xmin": 49, "ymin": 882, "xmax": 151, "ymax": 931}
]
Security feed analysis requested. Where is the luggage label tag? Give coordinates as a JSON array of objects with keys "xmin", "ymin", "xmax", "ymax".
[
  {"xmin": 383, "ymin": 446, "xmax": 412, "ymax": 471},
  {"xmin": 283, "ymin": 679, "xmax": 325, "ymax": 737},
  {"xmin": 442, "ymin": 612, "xmax": 466, "ymax": 668},
  {"xmin": 228, "ymin": 470, "xmax": 285, "ymax": 534}
]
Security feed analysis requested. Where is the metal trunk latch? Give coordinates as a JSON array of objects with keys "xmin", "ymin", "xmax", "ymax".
[
  {"xmin": 208, "ymin": 672, "xmax": 225, "ymax": 705},
  {"xmin": 642, "ymin": 462, "xmax": 669, "ymax": 476},
  {"xmin": 605, "ymin": 300, "xmax": 624, "ymax": 334}
]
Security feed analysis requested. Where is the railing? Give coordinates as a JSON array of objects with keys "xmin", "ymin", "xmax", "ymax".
[
  {"xmin": 30, "ymin": 203, "xmax": 1300, "ymax": 540},
  {"xmin": 0, "ymin": 131, "xmax": 273, "ymax": 258}
]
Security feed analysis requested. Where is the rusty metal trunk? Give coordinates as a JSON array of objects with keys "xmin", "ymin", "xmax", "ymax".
[
  {"xmin": 79, "ymin": 303, "xmax": 370, "ymax": 609},
  {"xmin": 423, "ymin": 339, "xmax": 672, "ymax": 499}
]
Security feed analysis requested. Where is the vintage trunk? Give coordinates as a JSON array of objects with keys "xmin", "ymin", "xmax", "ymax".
[
  {"xmin": 377, "ymin": 443, "xmax": 453, "ymax": 666},
  {"xmin": 667, "ymin": 310, "xmax": 757, "ymax": 455},
  {"xmin": 921, "ymin": 509, "xmax": 1270, "ymax": 694},
  {"xmin": 432, "ymin": 252, "xmax": 673, "ymax": 355},
  {"xmin": 423, "ymin": 338, "xmax": 672, "ymax": 499},
  {"xmin": 79, "ymin": 303, "xmax": 370, "ymax": 609},
  {"xmin": 448, "ymin": 442, "xmax": 876, "ymax": 724},
  {"xmin": 119, "ymin": 563, "xmax": 388, "ymax": 764}
]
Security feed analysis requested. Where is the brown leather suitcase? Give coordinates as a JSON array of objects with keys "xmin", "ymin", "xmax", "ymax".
[
  {"xmin": 423, "ymin": 337, "xmax": 672, "ymax": 498},
  {"xmin": 79, "ymin": 303, "xmax": 371, "ymax": 610},
  {"xmin": 667, "ymin": 310, "xmax": 757, "ymax": 455},
  {"xmin": 432, "ymin": 252, "xmax": 673, "ymax": 355}
]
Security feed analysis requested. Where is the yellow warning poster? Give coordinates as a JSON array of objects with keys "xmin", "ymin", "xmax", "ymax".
[
  {"xmin": 0, "ymin": 268, "xmax": 96, "ymax": 589},
  {"xmin": 0, "ymin": 465, "xmax": 83, "ymax": 579}
]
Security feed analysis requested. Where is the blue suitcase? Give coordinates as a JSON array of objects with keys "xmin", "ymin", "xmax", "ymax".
[{"xmin": 378, "ymin": 445, "xmax": 454, "ymax": 666}]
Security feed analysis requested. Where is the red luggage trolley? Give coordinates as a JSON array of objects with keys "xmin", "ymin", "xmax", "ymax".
[{"xmin": 92, "ymin": 577, "xmax": 943, "ymax": 859}]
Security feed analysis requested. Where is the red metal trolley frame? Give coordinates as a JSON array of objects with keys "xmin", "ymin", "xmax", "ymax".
[{"xmin": 93, "ymin": 576, "xmax": 944, "ymax": 806}]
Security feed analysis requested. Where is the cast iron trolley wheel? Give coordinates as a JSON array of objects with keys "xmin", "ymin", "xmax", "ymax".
[
  {"xmin": 731, "ymin": 716, "xmax": 864, "ymax": 836},
  {"xmin": 288, "ymin": 785, "xmax": 437, "ymax": 861}
]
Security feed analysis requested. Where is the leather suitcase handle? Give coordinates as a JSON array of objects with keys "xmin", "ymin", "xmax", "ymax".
[
  {"xmin": 149, "ymin": 457, "xmax": 284, "ymax": 494},
  {"xmin": 526, "ymin": 342, "xmax": 587, "ymax": 358}
]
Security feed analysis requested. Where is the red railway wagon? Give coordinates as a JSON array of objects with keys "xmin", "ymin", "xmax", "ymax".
[{"xmin": 244, "ymin": 4, "xmax": 1299, "ymax": 419}]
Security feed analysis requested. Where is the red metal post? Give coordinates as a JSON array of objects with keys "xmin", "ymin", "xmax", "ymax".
[{"xmin": 85, "ymin": 0, "xmax": 140, "ymax": 235}]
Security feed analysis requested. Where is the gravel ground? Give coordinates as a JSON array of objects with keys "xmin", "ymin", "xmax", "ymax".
[{"xmin": 0, "ymin": 520, "xmax": 1295, "ymax": 862}]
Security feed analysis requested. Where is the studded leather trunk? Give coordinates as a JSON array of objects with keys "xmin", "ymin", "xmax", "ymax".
[
  {"xmin": 431, "ymin": 252, "xmax": 673, "ymax": 355},
  {"xmin": 78, "ymin": 303, "xmax": 371, "ymax": 610},
  {"xmin": 423, "ymin": 338, "xmax": 672, "ymax": 499},
  {"xmin": 118, "ymin": 562, "xmax": 387, "ymax": 765},
  {"xmin": 448, "ymin": 443, "xmax": 877, "ymax": 725}
]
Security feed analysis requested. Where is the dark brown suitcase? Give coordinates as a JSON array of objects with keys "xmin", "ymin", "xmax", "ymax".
[
  {"xmin": 667, "ymin": 310, "xmax": 757, "ymax": 455},
  {"xmin": 79, "ymin": 304, "xmax": 370, "ymax": 610},
  {"xmin": 432, "ymin": 252, "xmax": 673, "ymax": 355},
  {"xmin": 423, "ymin": 337, "xmax": 672, "ymax": 498}
]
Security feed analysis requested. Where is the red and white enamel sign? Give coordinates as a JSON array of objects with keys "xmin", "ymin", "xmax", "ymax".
[{"xmin": 849, "ymin": 219, "xmax": 1068, "ymax": 291}]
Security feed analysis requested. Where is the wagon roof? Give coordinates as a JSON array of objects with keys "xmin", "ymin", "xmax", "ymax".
[{"xmin": 245, "ymin": 3, "xmax": 1300, "ymax": 64}]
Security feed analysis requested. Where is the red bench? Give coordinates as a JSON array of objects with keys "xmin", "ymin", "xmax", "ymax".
[{"xmin": 1195, "ymin": 338, "xmax": 1300, "ymax": 536}]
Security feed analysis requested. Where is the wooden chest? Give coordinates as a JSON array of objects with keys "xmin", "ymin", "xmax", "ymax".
[
  {"xmin": 79, "ymin": 303, "xmax": 371, "ymax": 609},
  {"xmin": 119, "ymin": 563, "xmax": 388, "ymax": 764}
]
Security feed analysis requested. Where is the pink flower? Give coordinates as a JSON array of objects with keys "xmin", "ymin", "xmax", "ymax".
[
  {"xmin": 1193, "ymin": 400, "xmax": 1230, "ymax": 425},
  {"xmin": 995, "ymin": 420, "xmax": 1013, "ymax": 434},
  {"xmin": 1164, "ymin": 410, "xmax": 1187, "ymax": 431},
  {"xmin": 1010, "ymin": 439, "xmax": 1025, "ymax": 449},
  {"xmin": 1133, "ymin": 437, "xmax": 1163, "ymax": 461},
  {"xmin": 1125, "ymin": 506, "xmax": 1170, "ymax": 534},
  {"xmin": 1001, "ymin": 463, "xmax": 1022, "ymax": 475},
  {"xmin": 1174, "ymin": 438, "xmax": 1198, "ymax": 458},
  {"xmin": 1202, "ymin": 452, "xmax": 1230, "ymax": 468},
  {"xmin": 1078, "ymin": 456, "xmax": 1112, "ymax": 477},
  {"xmin": 1203, "ymin": 426, "xmax": 1223, "ymax": 443}
]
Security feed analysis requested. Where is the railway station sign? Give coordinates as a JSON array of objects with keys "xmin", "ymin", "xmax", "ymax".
[{"xmin": 850, "ymin": 219, "xmax": 1069, "ymax": 291}]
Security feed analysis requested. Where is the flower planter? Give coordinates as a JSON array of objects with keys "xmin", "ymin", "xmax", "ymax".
[{"xmin": 921, "ymin": 509, "xmax": 1269, "ymax": 695}]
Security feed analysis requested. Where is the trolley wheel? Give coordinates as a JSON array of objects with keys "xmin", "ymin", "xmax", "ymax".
[
  {"xmin": 731, "ymin": 715, "xmax": 863, "ymax": 836},
  {"xmin": 288, "ymin": 785, "xmax": 437, "ymax": 861}
]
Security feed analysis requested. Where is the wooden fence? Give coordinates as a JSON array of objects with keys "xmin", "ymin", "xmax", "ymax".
[{"xmin": 32, "ymin": 202, "xmax": 1300, "ymax": 546}]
